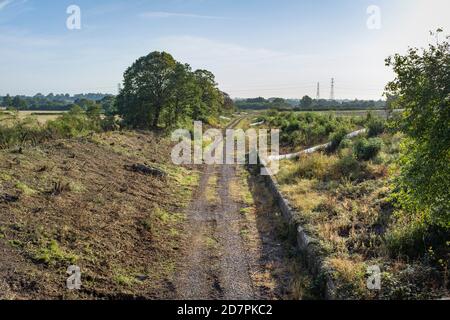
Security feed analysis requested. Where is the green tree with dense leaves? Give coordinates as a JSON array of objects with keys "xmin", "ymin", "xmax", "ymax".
[
  {"xmin": 117, "ymin": 52, "xmax": 179, "ymax": 128},
  {"xmin": 12, "ymin": 96, "xmax": 27, "ymax": 110},
  {"xmin": 221, "ymin": 92, "xmax": 235, "ymax": 112},
  {"xmin": 385, "ymin": 29, "xmax": 450, "ymax": 229},
  {"xmin": 192, "ymin": 69, "xmax": 223, "ymax": 122},
  {"xmin": 2, "ymin": 94, "xmax": 13, "ymax": 108},
  {"xmin": 271, "ymin": 98, "xmax": 290, "ymax": 109},
  {"xmin": 300, "ymin": 95, "xmax": 313, "ymax": 109},
  {"xmin": 117, "ymin": 51, "xmax": 224, "ymax": 129},
  {"xmin": 100, "ymin": 96, "xmax": 116, "ymax": 116}
]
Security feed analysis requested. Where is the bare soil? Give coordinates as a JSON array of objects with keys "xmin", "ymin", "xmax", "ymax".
[{"xmin": 0, "ymin": 131, "xmax": 198, "ymax": 299}]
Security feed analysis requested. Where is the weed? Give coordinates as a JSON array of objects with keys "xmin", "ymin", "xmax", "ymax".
[
  {"xmin": 33, "ymin": 239, "xmax": 78, "ymax": 266},
  {"xmin": 15, "ymin": 182, "xmax": 36, "ymax": 196}
]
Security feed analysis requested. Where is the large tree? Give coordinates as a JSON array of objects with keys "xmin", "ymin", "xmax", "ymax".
[
  {"xmin": 12, "ymin": 96, "xmax": 27, "ymax": 110},
  {"xmin": 221, "ymin": 92, "xmax": 235, "ymax": 111},
  {"xmin": 386, "ymin": 30, "xmax": 450, "ymax": 228},
  {"xmin": 117, "ymin": 52, "xmax": 179, "ymax": 128},
  {"xmin": 2, "ymin": 94, "xmax": 12, "ymax": 108},
  {"xmin": 117, "ymin": 51, "xmax": 224, "ymax": 129},
  {"xmin": 300, "ymin": 95, "xmax": 313, "ymax": 109}
]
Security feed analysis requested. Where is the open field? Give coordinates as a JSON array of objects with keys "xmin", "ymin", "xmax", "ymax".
[
  {"xmin": 0, "ymin": 111, "xmax": 66, "ymax": 125},
  {"xmin": 18, "ymin": 111, "xmax": 66, "ymax": 124},
  {"xmin": 295, "ymin": 109, "xmax": 390, "ymax": 118}
]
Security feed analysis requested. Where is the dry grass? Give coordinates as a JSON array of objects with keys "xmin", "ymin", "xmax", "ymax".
[
  {"xmin": 274, "ymin": 133, "xmax": 448, "ymax": 299},
  {"xmin": 205, "ymin": 174, "xmax": 219, "ymax": 205}
]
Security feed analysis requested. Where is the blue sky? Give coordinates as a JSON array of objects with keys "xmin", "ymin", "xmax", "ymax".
[{"xmin": 0, "ymin": 0, "xmax": 449, "ymax": 99}]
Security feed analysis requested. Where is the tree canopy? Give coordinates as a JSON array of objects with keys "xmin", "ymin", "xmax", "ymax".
[
  {"xmin": 116, "ymin": 51, "xmax": 226, "ymax": 129},
  {"xmin": 300, "ymin": 95, "xmax": 313, "ymax": 109}
]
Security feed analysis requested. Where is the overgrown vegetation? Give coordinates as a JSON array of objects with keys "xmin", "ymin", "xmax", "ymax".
[
  {"xmin": 385, "ymin": 30, "xmax": 449, "ymax": 253},
  {"xmin": 272, "ymin": 34, "xmax": 450, "ymax": 297},
  {"xmin": 259, "ymin": 110, "xmax": 364, "ymax": 151},
  {"xmin": 277, "ymin": 125, "xmax": 448, "ymax": 298},
  {"xmin": 0, "ymin": 106, "xmax": 118, "ymax": 150}
]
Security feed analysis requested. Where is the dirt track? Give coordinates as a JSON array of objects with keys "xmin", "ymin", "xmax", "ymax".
[{"xmin": 176, "ymin": 119, "xmax": 297, "ymax": 300}]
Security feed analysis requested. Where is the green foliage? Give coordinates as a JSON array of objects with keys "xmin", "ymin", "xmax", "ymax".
[
  {"xmin": 12, "ymin": 96, "xmax": 27, "ymax": 110},
  {"xmin": 0, "ymin": 106, "xmax": 106, "ymax": 149},
  {"xmin": 33, "ymin": 239, "xmax": 78, "ymax": 266},
  {"xmin": 366, "ymin": 116, "xmax": 386, "ymax": 137},
  {"xmin": 334, "ymin": 154, "xmax": 362, "ymax": 180},
  {"xmin": 300, "ymin": 95, "xmax": 313, "ymax": 109},
  {"xmin": 354, "ymin": 138, "xmax": 383, "ymax": 161},
  {"xmin": 385, "ymin": 30, "xmax": 450, "ymax": 229},
  {"xmin": 46, "ymin": 106, "xmax": 99, "ymax": 138},
  {"xmin": 116, "ymin": 51, "xmax": 225, "ymax": 129},
  {"xmin": 236, "ymin": 97, "xmax": 386, "ymax": 111},
  {"xmin": 2, "ymin": 94, "xmax": 13, "ymax": 108},
  {"xmin": 262, "ymin": 111, "xmax": 357, "ymax": 148},
  {"xmin": 1, "ymin": 93, "xmax": 112, "ymax": 111},
  {"xmin": 386, "ymin": 216, "xmax": 449, "ymax": 262},
  {"xmin": 328, "ymin": 127, "xmax": 349, "ymax": 152},
  {"xmin": 292, "ymin": 153, "xmax": 338, "ymax": 180}
]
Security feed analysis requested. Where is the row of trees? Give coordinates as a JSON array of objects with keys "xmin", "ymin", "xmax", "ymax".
[
  {"xmin": 116, "ymin": 51, "xmax": 233, "ymax": 129},
  {"xmin": 298, "ymin": 96, "xmax": 386, "ymax": 111},
  {"xmin": 236, "ymin": 96, "xmax": 386, "ymax": 111},
  {"xmin": 0, "ymin": 94, "xmax": 114, "ymax": 112}
]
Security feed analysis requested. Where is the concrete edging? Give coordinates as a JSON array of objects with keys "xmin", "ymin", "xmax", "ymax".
[{"xmin": 261, "ymin": 168, "xmax": 337, "ymax": 300}]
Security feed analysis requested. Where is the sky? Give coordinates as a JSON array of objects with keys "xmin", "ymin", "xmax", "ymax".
[{"xmin": 0, "ymin": 0, "xmax": 449, "ymax": 99}]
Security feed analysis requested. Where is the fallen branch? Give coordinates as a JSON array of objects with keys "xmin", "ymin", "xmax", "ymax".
[{"xmin": 124, "ymin": 164, "xmax": 167, "ymax": 179}]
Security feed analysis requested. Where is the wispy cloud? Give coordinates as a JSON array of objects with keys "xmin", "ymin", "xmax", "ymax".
[
  {"xmin": 0, "ymin": 0, "xmax": 13, "ymax": 11},
  {"xmin": 139, "ymin": 11, "xmax": 225, "ymax": 20}
]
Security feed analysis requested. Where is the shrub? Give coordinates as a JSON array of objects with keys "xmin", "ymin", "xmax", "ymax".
[
  {"xmin": 333, "ymin": 154, "xmax": 361, "ymax": 180},
  {"xmin": 367, "ymin": 117, "xmax": 386, "ymax": 137},
  {"xmin": 338, "ymin": 138, "xmax": 352, "ymax": 150},
  {"xmin": 354, "ymin": 138, "xmax": 383, "ymax": 161},
  {"xmin": 294, "ymin": 153, "xmax": 338, "ymax": 180},
  {"xmin": 328, "ymin": 127, "xmax": 349, "ymax": 152},
  {"xmin": 0, "ymin": 106, "xmax": 108, "ymax": 150},
  {"xmin": 386, "ymin": 217, "xmax": 449, "ymax": 261}
]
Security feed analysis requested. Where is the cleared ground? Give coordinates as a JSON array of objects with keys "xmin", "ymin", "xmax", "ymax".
[{"xmin": 0, "ymin": 131, "xmax": 198, "ymax": 299}]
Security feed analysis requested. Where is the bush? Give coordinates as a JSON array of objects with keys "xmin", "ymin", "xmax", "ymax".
[
  {"xmin": 263, "ymin": 111, "xmax": 357, "ymax": 149},
  {"xmin": 338, "ymin": 138, "xmax": 352, "ymax": 150},
  {"xmin": 354, "ymin": 138, "xmax": 383, "ymax": 161},
  {"xmin": 386, "ymin": 218, "xmax": 449, "ymax": 261},
  {"xmin": 367, "ymin": 117, "xmax": 386, "ymax": 137},
  {"xmin": 328, "ymin": 127, "xmax": 349, "ymax": 152},
  {"xmin": 333, "ymin": 154, "xmax": 362, "ymax": 180},
  {"xmin": 293, "ymin": 153, "xmax": 338, "ymax": 180},
  {"xmin": 0, "ymin": 107, "xmax": 106, "ymax": 149}
]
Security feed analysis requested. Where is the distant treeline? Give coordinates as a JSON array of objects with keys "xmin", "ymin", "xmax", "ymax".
[
  {"xmin": 236, "ymin": 96, "xmax": 387, "ymax": 111},
  {"xmin": 0, "ymin": 93, "xmax": 114, "ymax": 111}
]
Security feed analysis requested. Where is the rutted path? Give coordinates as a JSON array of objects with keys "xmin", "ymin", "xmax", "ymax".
[{"xmin": 175, "ymin": 119, "xmax": 304, "ymax": 300}]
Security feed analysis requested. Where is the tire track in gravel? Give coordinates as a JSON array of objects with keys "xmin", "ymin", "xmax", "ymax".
[
  {"xmin": 214, "ymin": 162, "xmax": 255, "ymax": 300},
  {"xmin": 175, "ymin": 118, "xmax": 299, "ymax": 300}
]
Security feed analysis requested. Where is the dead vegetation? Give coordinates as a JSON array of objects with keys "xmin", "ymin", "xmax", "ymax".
[{"xmin": 0, "ymin": 131, "xmax": 199, "ymax": 299}]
